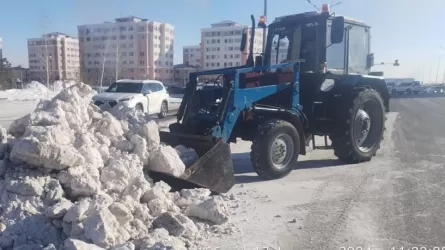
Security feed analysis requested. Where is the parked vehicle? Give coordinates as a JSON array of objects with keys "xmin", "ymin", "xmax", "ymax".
[
  {"xmin": 92, "ymin": 79, "xmax": 170, "ymax": 118},
  {"xmin": 412, "ymin": 81, "xmax": 423, "ymax": 94},
  {"xmin": 391, "ymin": 81, "xmax": 417, "ymax": 95},
  {"xmin": 386, "ymin": 82, "xmax": 396, "ymax": 93},
  {"xmin": 167, "ymin": 85, "xmax": 186, "ymax": 95}
]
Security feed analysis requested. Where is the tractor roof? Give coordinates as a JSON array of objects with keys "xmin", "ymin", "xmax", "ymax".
[{"xmin": 273, "ymin": 11, "xmax": 369, "ymax": 28}]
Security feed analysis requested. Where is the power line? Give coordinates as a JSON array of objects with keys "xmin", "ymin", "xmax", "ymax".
[
  {"xmin": 331, "ymin": 1, "xmax": 344, "ymax": 8},
  {"xmin": 305, "ymin": 0, "xmax": 319, "ymax": 11}
]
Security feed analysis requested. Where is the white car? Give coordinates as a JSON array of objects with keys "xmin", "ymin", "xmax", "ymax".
[
  {"xmin": 92, "ymin": 79, "xmax": 170, "ymax": 118},
  {"xmin": 391, "ymin": 81, "xmax": 421, "ymax": 95}
]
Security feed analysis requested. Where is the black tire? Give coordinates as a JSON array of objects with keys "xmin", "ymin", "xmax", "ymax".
[
  {"xmin": 135, "ymin": 103, "xmax": 144, "ymax": 113},
  {"xmin": 250, "ymin": 119, "xmax": 300, "ymax": 179},
  {"xmin": 157, "ymin": 101, "xmax": 168, "ymax": 118},
  {"xmin": 330, "ymin": 89, "xmax": 386, "ymax": 163}
]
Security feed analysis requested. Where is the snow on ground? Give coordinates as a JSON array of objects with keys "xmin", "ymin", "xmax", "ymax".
[
  {"xmin": 0, "ymin": 83, "xmax": 234, "ymax": 249},
  {"xmin": 0, "ymin": 81, "xmax": 76, "ymax": 102}
]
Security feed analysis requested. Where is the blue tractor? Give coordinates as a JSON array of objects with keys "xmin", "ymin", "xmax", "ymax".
[{"xmin": 154, "ymin": 7, "xmax": 390, "ymax": 193}]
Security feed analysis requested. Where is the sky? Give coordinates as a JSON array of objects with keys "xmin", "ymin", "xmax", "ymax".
[{"xmin": 1, "ymin": 0, "xmax": 445, "ymax": 82}]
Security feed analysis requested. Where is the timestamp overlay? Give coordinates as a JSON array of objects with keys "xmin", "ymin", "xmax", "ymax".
[{"xmin": 390, "ymin": 248, "xmax": 445, "ymax": 250}]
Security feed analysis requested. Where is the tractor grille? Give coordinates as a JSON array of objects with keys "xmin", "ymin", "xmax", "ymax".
[{"xmin": 94, "ymin": 100, "xmax": 118, "ymax": 107}]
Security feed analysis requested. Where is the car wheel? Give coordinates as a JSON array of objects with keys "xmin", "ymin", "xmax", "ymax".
[
  {"xmin": 157, "ymin": 101, "xmax": 168, "ymax": 118},
  {"xmin": 135, "ymin": 103, "xmax": 144, "ymax": 114}
]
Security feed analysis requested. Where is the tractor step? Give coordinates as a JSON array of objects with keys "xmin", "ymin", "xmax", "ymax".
[{"xmin": 311, "ymin": 134, "xmax": 332, "ymax": 150}]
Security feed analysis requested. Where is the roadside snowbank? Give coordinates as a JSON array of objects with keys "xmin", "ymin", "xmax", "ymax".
[
  {"xmin": 0, "ymin": 83, "xmax": 236, "ymax": 249},
  {"xmin": 0, "ymin": 81, "xmax": 76, "ymax": 101}
]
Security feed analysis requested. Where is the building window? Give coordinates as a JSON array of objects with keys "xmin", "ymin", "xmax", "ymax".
[{"xmin": 140, "ymin": 52, "xmax": 145, "ymax": 56}]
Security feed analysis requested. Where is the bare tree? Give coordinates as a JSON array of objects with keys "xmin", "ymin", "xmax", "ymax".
[
  {"xmin": 99, "ymin": 28, "xmax": 114, "ymax": 89},
  {"xmin": 0, "ymin": 58, "xmax": 13, "ymax": 89},
  {"xmin": 38, "ymin": 15, "xmax": 53, "ymax": 88},
  {"xmin": 115, "ymin": 31, "xmax": 122, "ymax": 81}
]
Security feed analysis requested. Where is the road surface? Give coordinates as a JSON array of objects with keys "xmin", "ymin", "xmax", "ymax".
[{"xmin": 201, "ymin": 96, "xmax": 445, "ymax": 250}]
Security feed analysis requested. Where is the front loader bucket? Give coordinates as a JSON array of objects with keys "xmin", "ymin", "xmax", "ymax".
[{"xmin": 148, "ymin": 131, "xmax": 235, "ymax": 194}]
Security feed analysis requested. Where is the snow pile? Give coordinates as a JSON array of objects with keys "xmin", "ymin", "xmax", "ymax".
[
  {"xmin": 0, "ymin": 81, "xmax": 76, "ymax": 102},
  {"xmin": 0, "ymin": 82, "xmax": 234, "ymax": 249},
  {"xmin": 53, "ymin": 81, "xmax": 76, "ymax": 93}
]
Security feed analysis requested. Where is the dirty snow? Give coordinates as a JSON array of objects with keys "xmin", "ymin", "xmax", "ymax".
[{"xmin": 0, "ymin": 83, "xmax": 236, "ymax": 249}]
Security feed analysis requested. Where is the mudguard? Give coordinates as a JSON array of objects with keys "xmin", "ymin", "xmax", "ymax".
[{"xmin": 332, "ymin": 74, "xmax": 390, "ymax": 112}]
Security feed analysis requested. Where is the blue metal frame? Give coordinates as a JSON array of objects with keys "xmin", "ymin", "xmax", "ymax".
[{"xmin": 192, "ymin": 62, "xmax": 301, "ymax": 142}]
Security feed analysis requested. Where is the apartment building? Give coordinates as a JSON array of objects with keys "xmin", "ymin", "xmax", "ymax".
[
  {"xmin": 183, "ymin": 45, "xmax": 201, "ymax": 67},
  {"xmin": 270, "ymin": 40, "xmax": 289, "ymax": 64},
  {"xmin": 201, "ymin": 20, "xmax": 263, "ymax": 70},
  {"xmin": 27, "ymin": 32, "xmax": 80, "ymax": 82},
  {"xmin": 77, "ymin": 16, "xmax": 174, "ymax": 85},
  {"xmin": 0, "ymin": 37, "xmax": 3, "ymax": 59},
  {"xmin": 173, "ymin": 63, "xmax": 199, "ymax": 85}
]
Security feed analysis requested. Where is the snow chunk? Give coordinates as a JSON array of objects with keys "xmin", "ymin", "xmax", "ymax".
[
  {"xmin": 175, "ymin": 145, "xmax": 199, "ymax": 166},
  {"xmin": 152, "ymin": 212, "xmax": 186, "ymax": 237},
  {"xmin": 188, "ymin": 196, "xmax": 229, "ymax": 224},
  {"xmin": 83, "ymin": 209, "xmax": 128, "ymax": 248},
  {"xmin": 64, "ymin": 238, "xmax": 106, "ymax": 250},
  {"xmin": 143, "ymin": 121, "xmax": 160, "ymax": 150},
  {"xmin": 148, "ymin": 146, "xmax": 186, "ymax": 177},
  {"xmin": 109, "ymin": 242, "xmax": 136, "ymax": 250},
  {"xmin": 45, "ymin": 198, "xmax": 73, "ymax": 218}
]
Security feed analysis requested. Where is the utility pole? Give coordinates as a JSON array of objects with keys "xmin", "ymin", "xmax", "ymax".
[
  {"xmin": 429, "ymin": 65, "xmax": 432, "ymax": 84},
  {"xmin": 262, "ymin": 0, "xmax": 267, "ymax": 53},
  {"xmin": 436, "ymin": 56, "xmax": 441, "ymax": 84}
]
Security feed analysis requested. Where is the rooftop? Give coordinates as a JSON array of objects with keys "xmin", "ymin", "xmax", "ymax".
[
  {"xmin": 114, "ymin": 16, "xmax": 148, "ymax": 23},
  {"xmin": 174, "ymin": 64, "xmax": 199, "ymax": 69},
  {"xmin": 209, "ymin": 20, "xmax": 244, "ymax": 28}
]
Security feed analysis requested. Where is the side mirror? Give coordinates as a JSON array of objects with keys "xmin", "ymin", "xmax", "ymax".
[
  {"xmin": 367, "ymin": 53, "xmax": 375, "ymax": 68},
  {"xmin": 331, "ymin": 16, "xmax": 345, "ymax": 44},
  {"xmin": 240, "ymin": 30, "xmax": 247, "ymax": 52},
  {"xmin": 143, "ymin": 90, "xmax": 152, "ymax": 95}
]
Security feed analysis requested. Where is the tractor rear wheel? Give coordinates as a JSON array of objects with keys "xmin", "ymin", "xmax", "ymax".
[
  {"xmin": 330, "ymin": 89, "xmax": 386, "ymax": 163},
  {"xmin": 251, "ymin": 119, "xmax": 300, "ymax": 179}
]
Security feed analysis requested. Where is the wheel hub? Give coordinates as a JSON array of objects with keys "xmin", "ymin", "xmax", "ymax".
[
  {"xmin": 270, "ymin": 134, "xmax": 294, "ymax": 169},
  {"xmin": 354, "ymin": 109, "xmax": 371, "ymax": 146}
]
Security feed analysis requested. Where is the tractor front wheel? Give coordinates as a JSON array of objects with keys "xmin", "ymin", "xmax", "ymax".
[
  {"xmin": 330, "ymin": 89, "xmax": 386, "ymax": 163},
  {"xmin": 251, "ymin": 119, "xmax": 300, "ymax": 179}
]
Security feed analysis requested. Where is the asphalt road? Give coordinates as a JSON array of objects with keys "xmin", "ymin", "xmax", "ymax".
[
  {"xmin": 204, "ymin": 95, "xmax": 445, "ymax": 250},
  {"xmin": 296, "ymin": 96, "xmax": 445, "ymax": 250},
  {"xmin": 377, "ymin": 96, "xmax": 445, "ymax": 248}
]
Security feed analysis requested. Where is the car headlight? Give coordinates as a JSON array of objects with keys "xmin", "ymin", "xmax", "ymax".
[{"xmin": 119, "ymin": 98, "xmax": 132, "ymax": 102}]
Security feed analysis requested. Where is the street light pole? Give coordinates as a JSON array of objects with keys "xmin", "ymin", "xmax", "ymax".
[
  {"xmin": 436, "ymin": 56, "xmax": 441, "ymax": 84},
  {"xmin": 261, "ymin": 0, "xmax": 267, "ymax": 54}
]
